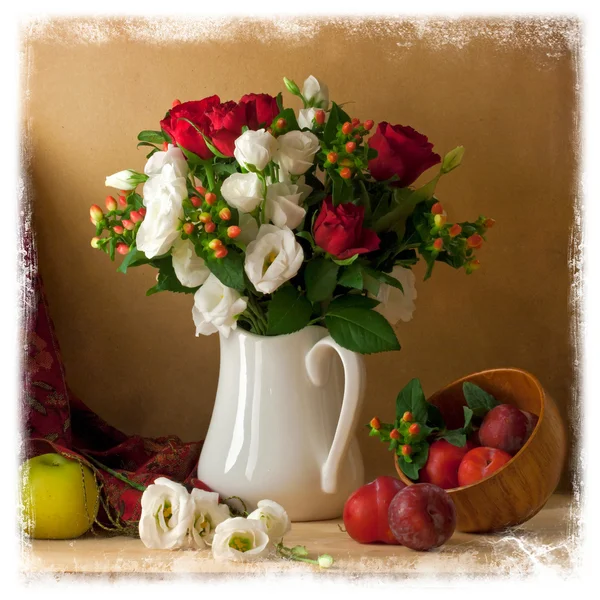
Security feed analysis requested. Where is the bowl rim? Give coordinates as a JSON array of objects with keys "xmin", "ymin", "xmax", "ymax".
[{"xmin": 394, "ymin": 367, "xmax": 547, "ymax": 493}]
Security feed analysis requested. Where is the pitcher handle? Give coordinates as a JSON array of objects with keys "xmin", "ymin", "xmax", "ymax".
[{"xmin": 305, "ymin": 336, "xmax": 366, "ymax": 494}]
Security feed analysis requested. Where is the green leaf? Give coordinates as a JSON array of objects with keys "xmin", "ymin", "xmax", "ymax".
[
  {"xmin": 178, "ymin": 144, "xmax": 206, "ymax": 166},
  {"xmin": 332, "ymin": 254, "xmax": 359, "ymax": 266},
  {"xmin": 325, "ymin": 306, "xmax": 400, "ymax": 354},
  {"xmin": 362, "ymin": 271, "xmax": 380, "ymax": 296},
  {"xmin": 304, "ymin": 258, "xmax": 339, "ymax": 303},
  {"xmin": 368, "ymin": 269, "xmax": 404, "ymax": 292},
  {"xmin": 329, "ymin": 295, "xmax": 379, "ymax": 310},
  {"xmin": 146, "ymin": 257, "xmax": 198, "ymax": 296},
  {"xmin": 426, "ymin": 403, "xmax": 446, "ymax": 429},
  {"xmin": 395, "ymin": 379, "xmax": 428, "ymax": 424},
  {"xmin": 204, "ymin": 247, "xmax": 245, "ymax": 292},
  {"xmin": 275, "ymin": 92, "xmax": 284, "ymax": 112},
  {"xmin": 137, "ymin": 130, "xmax": 166, "ymax": 144},
  {"xmin": 441, "ymin": 429, "xmax": 467, "ymax": 447},
  {"xmin": 200, "ymin": 131, "xmax": 229, "ymax": 159},
  {"xmin": 462, "ymin": 382, "xmax": 499, "ymax": 417},
  {"xmin": 117, "ymin": 247, "xmax": 149, "ymax": 274},
  {"xmin": 338, "ymin": 262, "xmax": 363, "ymax": 290},
  {"xmin": 398, "ymin": 444, "xmax": 429, "ymax": 481},
  {"xmin": 463, "ymin": 406, "xmax": 474, "ymax": 430},
  {"xmin": 357, "ymin": 180, "xmax": 371, "ymax": 219},
  {"xmin": 108, "ymin": 238, "xmax": 116, "ymax": 262},
  {"xmin": 137, "ymin": 141, "xmax": 159, "ymax": 151},
  {"xmin": 129, "ymin": 193, "xmax": 144, "ymax": 210},
  {"xmin": 266, "ymin": 286, "xmax": 312, "ymax": 336}
]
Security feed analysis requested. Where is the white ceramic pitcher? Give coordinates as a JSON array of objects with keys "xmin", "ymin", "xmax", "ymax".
[{"xmin": 197, "ymin": 325, "xmax": 365, "ymax": 521}]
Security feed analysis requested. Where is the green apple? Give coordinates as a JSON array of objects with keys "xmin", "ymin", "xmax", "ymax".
[{"xmin": 19, "ymin": 453, "xmax": 99, "ymax": 539}]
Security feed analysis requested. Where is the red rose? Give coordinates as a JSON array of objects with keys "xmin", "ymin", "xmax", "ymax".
[
  {"xmin": 368, "ymin": 122, "xmax": 441, "ymax": 187},
  {"xmin": 313, "ymin": 197, "xmax": 380, "ymax": 260},
  {"xmin": 160, "ymin": 96, "xmax": 220, "ymax": 160},
  {"xmin": 240, "ymin": 93, "xmax": 280, "ymax": 130},
  {"xmin": 201, "ymin": 101, "xmax": 249, "ymax": 157}
]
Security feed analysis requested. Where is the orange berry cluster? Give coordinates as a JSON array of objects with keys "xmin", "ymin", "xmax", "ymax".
[
  {"xmin": 322, "ymin": 118, "xmax": 374, "ymax": 181},
  {"xmin": 89, "ymin": 193, "xmax": 146, "ymax": 258},
  {"xmin": 368, "ymin": 410, "xmax": 424, "ymax": 458}
]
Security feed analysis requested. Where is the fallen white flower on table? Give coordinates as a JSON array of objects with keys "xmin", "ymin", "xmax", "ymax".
[
  {"xmin": 189, "ymin": 489, "xmax": 231, "ymax": 549},
  {"xmin": 211, "ymin": 516, "xmax": 271, "ymax": 562},
  {"xmin": 247, "ymin": 499, "xmax": 291, "ymax": 542}
]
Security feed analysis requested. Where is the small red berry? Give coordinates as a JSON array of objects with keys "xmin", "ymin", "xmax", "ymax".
[
  {"xmin": 195, "ymin": 186, "xmax": 207, "ymax": 197},
  {"xmin": 345, "ymin": 141, "xmax": 356, "ymax": 154},
  {"xmin": 315, "ymin": 110, "xmax": 326, "ymax": 125},
  {"xmin": 431, "ymin": 202, "xmax": 444, "ymax": 215},
  {"xmin": 401, "ymin": 445, "xmax": 413, "ymax": 457},
  {"xmin": 434, "ymin": 214, "xmax": 447, "ymax": 228},
  {"xmin": 485, "ymin": 218, "xmax": 496, "ymax": 229},
  {"xmin": 199, "ymin": 212, "xmax": 212, "ymax": 224},
  {"xmin": 364, "ymin": 119, "xmax": 374, "ymax": 131},
  {"xmin": 351, "ymin": 117, "xmax": 360, "ymax": 127},
  {"xmin": 130, "ymin": 210, "xmax": 143, "ymax": 223},
  {"xmin": 204, "ymin": 192, "xmax": 217, "ymax": 205},
  {"xmin": 138, "ymin": 207, "xmax": 146, "ymax": 217},
  {"xmin": 204, "ymin": 222, "xmax": 216, "ymax": 233},
  {"xmin": 182, "ymin": 222, "xmax": 195, "ymax": 236},
  {"xmin": 191, "ymin": 197, "xmax": 202, "ymax": 208},
  {"xmin": 340, "ymin": 167, "xmax": 352, "ymax": 180},
  {"xmin": 105, "ymin": 196, "xmax": 117, "ymax": 211},
  {"xmin": 118, "ymin": 195, "xmax": 127, "ymax": 207},
  {"xmin": 227, "ymin": 226, "xmax": 241, "ymax": 239},
  {"xmin": 341, "ymin": 122, "xmax": 353, "ymax": 135},
  {"xmin": 370, "ymin": 417, "xmax": 381, "ymax": 430},
  {"xmin": 116, "ymin": 243, "xmax": 130, "ymax": 255},
  {"xmin": 89, "ymin": 205, "xmax": 103, "ymax": 224},
  {"xmin": 449, "ymin": 223, "xmax": 462, "ymax": 237},
  {"xmin": 219, "ymin": 208, "xmax": 232, "ymax": 221},
  {"xmin": 162, "ymin": 141, "xmax": 169, "ymax": 151},
  {"xmin": 467, "ymin": 259, "xmax": 481, "ymax": 273},
  {"xmin": 433, "ymin": 238, "xmax": 444, "ymax": 251},
  {"xmin": 208, "ymin": 238, "xmax": 223, "ymax": 250},
  {"xmin": 327, "ymin": 152, "xmax": 338, "ymax": 164},
  {"xmin": 122, "ymin": 219, "xmax": 135, "ymax": 231},
  {"xmin": 408, "ymin": 423, "xmax": 421, "ymax": 436},
  {"xmin": 172, "ymin": 99, "xmax": 181, "ymax": 108},
  {"xmin": 467, "ymin": 234, "xmax": 484, "ymax": 250},
  {"xmin": 113, "ymin": 225, "xmax": 124, "ymax": 235},
  {"xmin": 276, "ymin": 118, "xmax": 287, "ymax": 130},
  {"xmin": 90, "ymin": 237, "xmax": 101, "ymax": 249},
  {"xmin": 402, "ymin": 412, "xmax": 413, "ymax": 423},
  {"xmin": 390, "ymin": 429, "xmax": 400, "ymax": 440},
  {"xmin": 214, "ymin": 247, "xmax": 228, "ymax": 259}
]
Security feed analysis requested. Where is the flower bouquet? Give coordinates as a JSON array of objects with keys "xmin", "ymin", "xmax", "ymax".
[{"xmin": 90, "ymin": 75, "xmax": 493, "ymax": 354}]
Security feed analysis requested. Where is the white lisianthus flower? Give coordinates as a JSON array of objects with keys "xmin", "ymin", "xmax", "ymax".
[
  {"xmin": 139, "ymin": 477, "xmax": 194, "ymax": 550},
  {"xmin": 265, "ymin": 181, "xmax": 309, "ymax": 229},
  {"xmin": 234, "ymin": 129, "xmax": 277, "ymax": 172},
  {"xmin": 247, "ymin": 500, "xmax": 291, "ymax": 543},
  {"xmin": 221, "ymin": 172, "xmax": 264, "ymax": 213},
  {"xmin": 105, "ymin": 169, "xmax": 148, "ymax": 191},
  {"xmin": 136, "ymin": 164, "xmax": 187, "ymax": 258},
  {"xmin": 302, "ymin": 75, "xmax": 329, "ymax": 109},
  {"xmin": 192, "ymin": 274, "xmax": 248, "ymax": 338},
  {"xmin": 376, "ymin": 266, "xmax": 417, "ymax": 324},
  {"xmin": 189, "ymin": 489, "xmax": 231, "ymax": 549},
  {"xmin": 274, "ymin": 131, "xmax": 320, "ymax": 177},
  {"xmin": 171, "ymin": 238, "xmax": 210, "ymax": 288},
  {"xmin": 294, "ymin": 176, "xmax": 313, "ymax": 202},
  {"xmin": 297, "ymin": 107, "xmax": 329, "ymax": 130},
  {"xmin": 211, "ymin": 517, "xmax": 271, "ymax": 562},
  {"xmin": 244, "ymin": 225, "xmax": 304, "ymax": 294},
  {"xmin": 238, "ymin": 213, "xmax": 260, "ymax": 245},
  {"xmin": 144, "ymin": 144, "xmax": 189, "ymax": 178}
]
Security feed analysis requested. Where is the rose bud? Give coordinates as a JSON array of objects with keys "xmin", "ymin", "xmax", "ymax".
[
  {"xmin": 340, "ymin": 167, "xmax": 352, "ymax": 180},
  {"xmin": 364, "ymin": 119, "xmax": 374, "ymax": 131},
  {"xmin": 227, "ymin": 226, "xmax": 241, "ymax": 239},
  {"xmin": 327, "ymin": 152, "xmax": 338, "ymax": 164},
  {"xmin": 315, "ymin": 110, "xmax": 326, "ymax": 125},
  {"xmin": 432, "ymin": 238, "xmax": 444, "ymax": 251},
  {"xmin": 105, "ymin": 195, "xmax": 117, "ymax": 211},
  {"xmin": 208, "ymin": 238, "xmax": 223, "ymax": 250},
  {"xmin": 342, "ymin": 122, "xmax": 353, "ymax": 135},
  {"xmin": 90, "ymin": 237, "xmax": 101, "ymax": 249},
  {"xmin": 485, "ymin": 218, "xmax": 496, "ymax": 228},
  {"xmin": 172, "ymin": 98, "xmax": 181, "ymax": 107},
  {"xmin": 204, "ymin": 222, "xmax": 216, "ymax": 233},
  {"xmin": 467, "ymin": 234, "xmax": 484, "ymax": 250},
  {"xmin": 434, "ymin": 214, "xmax": 447, "ymax": 228},
  {"xmin": 276, "ymin": 118, "xmax": 287, "ymax": 130},
  {"xmin": 116, "ymin": 243, "xmax": 130, "ymax": 255},
  {"xmin": 390, "ymin": 429, "xmax": 400, "ymax": 440},
  {"xmin": 219, "ymin": 208, "xmax": 232, "ymax": 221},
  {"xmin": 113, "ymin": 225, "xmax": 124, "ymax": 235},
  {"xmin": 204, "ymin": 192, "xmax": 217, "ymax": 205},
  {"xmin": 118, "ymin": 195, "xmax": 127, "ymax": 207},
  {"xmin": 182, "ymin": 222, "xmax": 195, "ymax": 236},
  {"xmin": 130, "ymin": 210, "xmax": 143, "ymax": 223},
  {"xmin": 122, "ymin": 219, "xmax": 135, "ymax": 231},
  {"xmin": 345, "ymin": 141, "xmax": 357, "ymax": 154},
  {"xmin": 449, "ymin": 223, "xmax": 462, "ymax": 237},
  {"xmin": 401, "ymin": 445, "xmax": 413, "ymax": 457},
  {"xmin": 214, "ymin": 247, "xmax": 228, "ymax": 259},
  {"xmin": 402, "ymin": 412, "xmax": 413, "ymax": 422},
  {"xmin": 408, "ymin": 423, "xmax": 420, "ymax": 436},
  {"xmin": 199, "ymin": 212, "xmax": 212, "ymax": 224},
  {"xmin": 191, "ymin": 197, "xmax": 202, "ymax": 208},
  {"xmin": 431, "ymin": 202, "xmax": 444, "ymax": 215},
  {"xmin": 89, "ymin": 205, "xmax": 103, "ymax": 224}
]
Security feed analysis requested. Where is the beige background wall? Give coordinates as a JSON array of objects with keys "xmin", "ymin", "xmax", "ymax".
[{"xmin": 23, "ymin": 18, "xmax": 579, "ymax": 488}]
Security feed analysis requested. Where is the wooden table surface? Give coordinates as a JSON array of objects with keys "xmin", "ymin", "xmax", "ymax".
[{"xmin": 21, "ymin": 494, "xmax": 577, "ymax": 578}]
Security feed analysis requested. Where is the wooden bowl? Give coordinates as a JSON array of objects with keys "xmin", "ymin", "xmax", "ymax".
[{"xmin": 394, "ymin": 368, "xmax": 567, "ymax": 533}]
